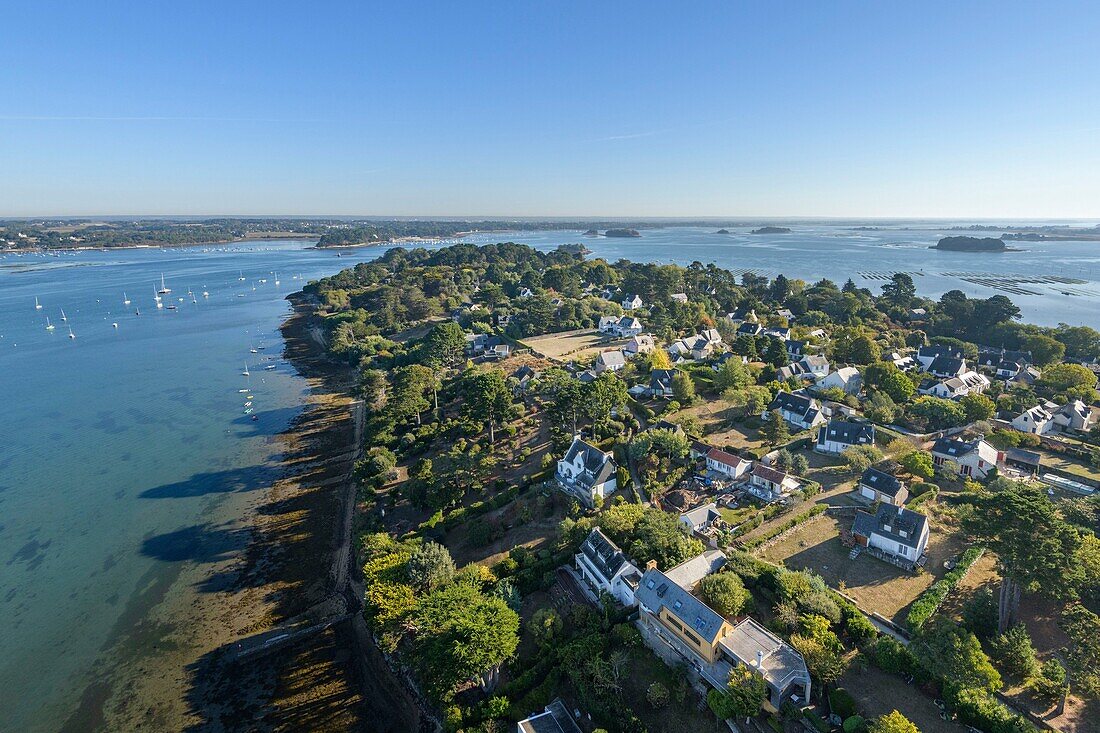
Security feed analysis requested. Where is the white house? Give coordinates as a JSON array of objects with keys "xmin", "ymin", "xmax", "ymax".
[
  {"xmin": 679, "ymin": 502, "xmax": 722, "ymax": 534},
  {"xmin": 800, "ymin": 355, "xmax": 830, "ymax": 379},
  {"xmin": 853, "ymin": 504, "xmax": 929, "ymax": 563},
  {"xmin": 858, "ymin": 467, "xmax": 908, "ymax": 506},
  {"xmin": 556, "ymin": 436, "xmax": 618, "ymax": 507},
  {"xmin": 765, "ymin": 391, "xmax": 825, "ymax": 431},
  {"xmin": 927, "ymin": 356, "xmax": 968, "ymax": 379},
  {"xmin": 815, "ymin": 420, "xmax": 875, "ymax": 455},
  {"xmin": 518, "ymin": 286, "xmax": 535, "ymax": 299},
  {"xmin": 599, "ymin": 315, "xmax": 643, "ymax": 338},
  {"xmin": 706, "ymin": 447, "xmax": 752, "ymax": 480},
  {"xmin": 624, "ymin": 333, "xmax": 656, "ymax": 356},
  {"xmin": 930, "ymin": 437, "xmax": 1001, "ymax": 479},
  {"xmin": 917, "ymin": 370, "xmax": 989, "ymax": 399},
  {"xmin": 1011, "ymin": 403, "xmax": 1057, "ymax": 434},
  {"xmin": 670, "ymin": 292, "xmax": 689, "ymax": 303},
  {"xmin": 818, "ymin": 366, "xmax": 862, "ymax": 395},
  {"xmin": 916, "ymin": 344, "xmax": 964, "ymax": 371},
  {"xmin": 594, "ymin": 350, "xmax": 626, "ymax": 373},
  {"xmin": 621, "ymin": 294, "xmax": 644, "ymax": 310},
  {"xmin": 1053, "ymin": 400, "xmax": 1094, "ymax": 433},
  {"xmin": 1013, "ymin": 400, "xmax": 1095, "ymax": 435},
  {"xmin": 889, "ymin": 352, "xmax": 918, "ymax": 371},
  {"xmin": 747, "ymin": 464, "xmax": 799, "ymax": 501},
  {"xmin": 574, "ymin": 528, "xmax": 640, "ymax": 607}
]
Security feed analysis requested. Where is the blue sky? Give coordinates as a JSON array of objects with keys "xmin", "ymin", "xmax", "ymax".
[{"xmin": 3, "ymin": 1, "xmax": 1099, "ymax": 217}]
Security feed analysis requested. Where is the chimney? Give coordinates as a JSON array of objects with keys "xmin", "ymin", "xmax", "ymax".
[
  {"xmin": 756, "ymin": 650, "xmax": 764, "ymax": 668},
  {"xmin": 646, "ymin": 559, "xmax": 658, "ymax": 572}
]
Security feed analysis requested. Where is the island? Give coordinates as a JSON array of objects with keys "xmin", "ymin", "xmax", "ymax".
[
  {"xmin": 583, "ymin": 229, "xmax": 599, "ymax": 236},
  {"xmin": 604, "ymin": 228, "xmax": 641, "ymax": 237},
  {"xmin": 716, "ymin": 229, "xmax": 730, "ymax": 234},
  {"xmin": 750, "ymin": 226, "xmax": 791, "ymax": 234},
  {"xmin": 932, "ymin": 236, "xmax": 1013, "ymax": 252},
  {"xmin": 556, "ymin": 243, "xmax": 591, "ymax": 255}
]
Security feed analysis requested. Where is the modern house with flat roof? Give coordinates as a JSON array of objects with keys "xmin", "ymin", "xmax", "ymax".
[
  {"xmin": 634, "ymin": 553, "xmax": 810, "ymax": 712},
  {"xmin": 517, "ymin": 698, "xmax": 583, "ymax": 733}
]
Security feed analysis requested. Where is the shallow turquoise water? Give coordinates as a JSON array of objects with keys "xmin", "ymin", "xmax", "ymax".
[{"xmin": 0, "ymin": 241, "xmax": 399, "ymax": 729}]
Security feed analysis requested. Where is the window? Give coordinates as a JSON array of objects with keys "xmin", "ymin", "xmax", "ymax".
[
  {"xmin": 683, "ymin": 629, "xmax": 702, "ymax": 647},
  {"xmin": 898, "ymin": 543, "xmax": 907, "ymax": 556},
  {"xmin": 673, "ymin": 599, "xmax": 683, "ymax": 611}
]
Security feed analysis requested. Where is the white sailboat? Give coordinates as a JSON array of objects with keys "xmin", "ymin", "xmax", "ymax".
[
  {"xmin": 68, "ymin": 326, "xmax": 75, "ymax": 339},
  {"xmin": 45, "ymin": 316, "xmax": 55, "ymax": 331},
  {"xmin": 274, "ymin": 272, "xmax": 280, "ymax": 285},
  {"xmin": 35, "ymin": 296, "xmax": 43, "ymax": 310},
  {"xmin": 238, "ymin": 270, "xmax": 246, "ymax": 281},
  {"xmin": 158, "ymin": 274, "xmax": 172, "ymax": 294},
  {"xmin": 60, "ymin": 308, "xmax": 67, "ymax": 322},
  {"xmin": 242, "ymin": 364, "xmax": 250, "ymax": 376},
  {"xmin": 123, "ymin": 292, "xmax": 131, "ymax": 306}
]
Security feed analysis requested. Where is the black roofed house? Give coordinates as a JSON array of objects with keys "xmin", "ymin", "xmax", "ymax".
[
  {"xmin": 852, "ymin": 504, "xmax": 929, "ymax": 565},
  {"xmin": 649, "ymin": 368, "xmax": 677, "ymax": 398},
  {"xmin": 765, "ymin": 390, "xmax": 825, "ymax": 431},
  {"xmin": 511, "ymin": 365, "xmax": 540, "ymax": 393},
  {"xmin": 556, "ymin": 436, "xmax": 618, "ymax": 507},
  {"xmin": 815, "ymin": 419, "xmax": 875, "ymax": 455},
  {"xmin": 916, "ymin": 344, "xmax": 964, "ymax": 371},
  {"xmin": 737, "ymin": 321, "xmax": 763, "ymax": 336},
  {"xmin": 785, "ymin": 339, "xmax": 806, "ymax": 358},
  {"xmin": 517, "ymin": 698, "xmax": 584, "ymax": 733},
  {"xmin": 927, "ymin": 355, "xmax": 967, "ymax": 379},
  {"xmin": 1004, "ymin": 447, "xmax": 1042, "ymax": 475},
  {"xmin": 978, "ymin": 346, "xmax": 1033, "ymax": 369},
  {"xmin": 574, "ymin": 527, "xmax": 640, "ymax": 606},
  {"xmin": 858, "ymin": 467, "xmax": 907, "ymax": 505},
  {"xmin": 621, "ymin": 293, "xmax": 644, "ymax": 310},
  {"xmin": 930, "ymin": 436, "xmax": 1001, "ymax": 479}
]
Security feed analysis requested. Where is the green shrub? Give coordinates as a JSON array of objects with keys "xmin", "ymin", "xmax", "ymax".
[
  {"xmin": 802, "ymin": 709, "xmax": 830, "ymax": 733},
  {"xmin": 843, "ymin": 715, "xmax": 866, "ymax": 733},
  {"xmin": 907, "ymin": 548, "xmax": 984, "ymax": 630},
  {"xmin": 829, "ymin": 687, "xmax": 858, "ymax": 718}
]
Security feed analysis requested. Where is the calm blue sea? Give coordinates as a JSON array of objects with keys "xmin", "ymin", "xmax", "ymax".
[
  {"xmin": 0, "ymin": 224, "xmax": 1098, "ymax": 729},
  {"xmin": 0, "ymin": 240, "xmax": 401, "ymax": 729}
]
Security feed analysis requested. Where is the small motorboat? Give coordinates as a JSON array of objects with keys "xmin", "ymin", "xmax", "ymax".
[
  {"xmin": 251, "ymin": 415, "xmax": 259, "ymax": 421},
  {"xmin": 264, "ymin": 364, "xmax": 277, "ymax": 371}
]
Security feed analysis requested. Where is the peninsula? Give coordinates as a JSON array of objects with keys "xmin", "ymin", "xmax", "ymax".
[{"xmin": 297, "ymin": 241, "xmax": 1099, "ymax": 733}]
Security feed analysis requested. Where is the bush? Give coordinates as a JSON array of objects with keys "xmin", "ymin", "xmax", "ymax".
[
  {"xmin": 843, "ymin": 715, "xmax": 866, "ymax": 733},
  {"xmin": 841, "ymin": 605, "xmax": 879, "ymax": 646},
  {"xmin": 829, "ymin": 687, "xmax": 858, "ymax": 718},
  {"xmin": 947, "ymin": 686, "xmax": 1038, "ymax": 733},
  {"xmin": 961, "ymin": 588, "xmax": 999, "ymax": 640},
  {"xmin": 646, "ymin": 681, "xmax": 669, "ymax": 708},
  {"xmin": 906, "ymin": 548, "xmax": 984, "ymax": 630},
  {"xmin": 1028, "ymin": 659, "xmax": 1068, "ymax": 708},
  {"xmin": 869, "ymin": 636, "xmax": 918, "ymax": 676},
  {"xmin": 802, "ymin": 709, "xmax": 830, "ymax": 733}
]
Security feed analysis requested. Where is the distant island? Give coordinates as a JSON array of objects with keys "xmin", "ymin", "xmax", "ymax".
[
  {"xmin": 932, "ymin": 236, "xmax": 1017, "ymax": 252},
  {"xmin": 750, "ymin": 226, "xmax": 791, "ymax": 234},
  {"xmin": 556, "ymin": 243, "xmax": 591, "ymax": 255},
  {"xmin": 715, "ymin": 229, "xmax": 730, "ymax": 234},
  {"xmin": 604, "ymin": 228, "xmax": 641, "ymax": 238}
]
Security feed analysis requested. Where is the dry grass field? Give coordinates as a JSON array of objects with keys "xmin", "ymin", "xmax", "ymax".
[{"xmin": 522, "ymin": 329, "xmax": 619, "ymax": 362}]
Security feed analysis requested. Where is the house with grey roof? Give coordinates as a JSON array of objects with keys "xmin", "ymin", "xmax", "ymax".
[
  {"xmin": 815, "ymin": 419, "xmax": 875, "ymax": 455},
  {"xmin": 648, "ymin": 368, "xmax": 677, "ymax": 398},
  {"xmin": 853, "ymin": 503, "xmax": 929, "ymax": 565},
  {"xmin": 517, "ymin": 698, "xmax": 583, "ymax": 733},
  {"xmin": 747, "ymin": 463, "xmax": 799, "ymax": 501},
  {"xmin": 858, "ymin": 467, "xmax": 907, "ymax": 505},
  {"xmin": 634, "ymin": 552, "xmax": 810, "ymax": 711},
  {"xmin": 678, "ymin": 502, "xmax": 723, "ymax": 534},
  {"xmin": 574, "ymin": 528, "xmax": 640, "ymax": 606},
  {"xmin": 765, "ymin": 391, "xmax": 825, "ymax": 431},
  {"xmin": 556, "ymin": 436, "xmax": 618, "ymax": 507},
  {"xmin": 931, "ymin": 436, "xmax": 1000, "ymax": 479},
  {"xmin": 916, "ymin": 344, "xmax": 964, "ymax": 371},
  {"xmin": 927, "ymin": 355, "xmax": 967, "ymax": 379},
  {"xmin": 594, "ymin": 349, "xmax": 626, "ymax": 373}
]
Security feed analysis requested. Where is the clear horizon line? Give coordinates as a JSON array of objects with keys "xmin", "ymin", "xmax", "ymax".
[{"xmin": 2, "ymin": 213, "xmax": 1099, "ymax": 221}]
